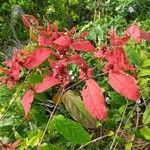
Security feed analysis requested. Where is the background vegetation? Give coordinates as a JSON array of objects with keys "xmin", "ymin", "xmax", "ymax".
[{"xmin": 0, "ymin": 0, "xmax": 150, "ymax": 149}]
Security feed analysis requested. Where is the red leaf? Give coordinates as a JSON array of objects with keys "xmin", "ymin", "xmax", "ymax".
[
  {"xmin": 67, "ymin": 27, "xmax": 76, "ymax": 36},
  {"xmin": 22, "ymin": 90, "xmax": 34, "ymax": 117},
  {"xmin": 24, "ymin": 47, "xmax": 51, "ymax": 69},
  {"xmin": 11, "ymin": 140, "xmax": 20, "ymax": 149},
  {"xmin": 67, "ymin": 54, "xmax": 87, "ymax": 67},
  {"xmin": 78, "ymin": 32, "xmax": 89, "ymax": 39},
  {"xmin": 71, "ymin": 41, "xmax": 96, "ymax": 52},
  {"xmin": 53, "ymin": 23, "xmax": 58, "ymax": 32},
  {"xmin": 108, "ymin": 71, "xmax": 140, "ymax": 101},
  {"xmin": 34, "ymin": 76, "xmax": 60, "ymax": 93},
  {"xmin": 110, "ymin": 29, "xmax": 128, "ymax": 46},
  {"xmin": 94, "ymin": 45, "xmax": 110, "ymax": 59},
  {"xmin": 22, "ymin": 15, "xmax": 39, "ymax": 27},
  {"xmin": 54, "ymin": 36, "xmax": 71, "ymax": 47},
  {"xmin": 140, "ymin": 29, "xmax": 150, "ymax": 41},
  {"xmin": 124, "ymin": 23, "xmax": 150, "ymax": 43},
  {"xmin": 124, "ymin": 23, "xmax": 141, "ymax": 43},
  {"xmin": 1, "ymin": 140, "xmax": 20, "ymax": 150},
  {"xmin": 81, "ymin": 79, "xmax": 107, "ymax": 120}
]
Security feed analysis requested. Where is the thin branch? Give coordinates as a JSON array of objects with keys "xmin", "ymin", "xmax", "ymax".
[
  {"xmin": 110, "ymin": 100, "xmax": 128, "ymax": 150},
  {"xmin": 77, "ymin": 135, "xmax": 108, "ymax": 150},
  {"xmin": 36, "ymin": 88, "xmax": 65, "ymax": 150}
]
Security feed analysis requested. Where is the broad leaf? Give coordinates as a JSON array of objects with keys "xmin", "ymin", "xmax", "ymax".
[
  {"xmin": 143, "ymin": 103, "xmax": 150, "ymax": 125},
  {"xmin": 41, "ymin": 143, "xmax": 62, "ymax": 150},
  {"xmin": 81, "ymin": 79, "xmax": 107, "ymax": 120},
  {"xmin": 27, "ymin": 130, "xmax": 43, "ymax": 147},
  {"xmin": 24, "ymin": 47, "xmax": 51, "ymax": 69},
  {"xmin": 63, "ymin": 90, "xmax": 96, "ymax": 129},
  {"xmin": 22, "ymin": 89, "xmax": 34, "ymax": 117},
  {"xmin": 139, "ymin": 69, "xmax": 150, "ymax": 77},
  {"xmin": 54, "ymin": 36, "xmax": 71, "ymax": 47},
  {"xmin": 51, "ymin": 115, "xmax": 91, "ymax": 144},
  {"xmin": 108, "ymin": 71, "xmax": 140, "ymax": 101},
  {"xmin": 140, "ymin": 126, "xmax": 150, "ymax": 140},
  {"xmin": 124, "ymin": 23, "xmax": 141, "ymax": 43},
  {"xmin": 34, "ymin": 76, "xmax": 60, "ymax": 93},
  {"xmin": 71, "ymin": 41, "xmax": 96, "ymax": 52},
  {"xmin": 142, "ymin": 59, "xmax": 150, "ymax": 67},
  {"xmin": 110, "ymin": 29, "xmax": 128, "ymax": 46}
]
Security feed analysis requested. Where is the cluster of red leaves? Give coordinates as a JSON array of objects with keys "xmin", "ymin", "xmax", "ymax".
[
  {"xmin": 0, "ymin": 140, "xmax": 20, "ymax": 150},
  {"xmin": 1, "ymin": 15, "xmax": 150, "ymax": 121}
]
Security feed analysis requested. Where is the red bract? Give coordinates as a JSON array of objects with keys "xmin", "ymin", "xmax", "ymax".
[
  {"xmin": 81, "ymin": 79, "xmax": 107, "ymax": 120},
  {"xmin": 50, "ymin": 59, "xmax": 70, "ymax": 86},
  {"xmin": 94, "ymin": 45, "xmax": 110, "ymax": 59},
  {"xmin": 34, "ymin": 75, "xmax": 60, "ymax": 93},
  {"xmin": 22, "ymin": 89, "xmax": 34, "ymax": 117},
  {"xmin": 108, "ymin": 71, "xmax": 140, "ymax": 101},
  {"xmin": 102, "ymin": 47, "xmax": 135, "ymax": 73},
  {"xmin": 67, "ymin": 54, "xmax": 87, "ymax": 67},
  {"xmin": 67, "ymin": 54, "xmax": 93, "ymax": 79},
  {"xmin": 54, "ymin": 36, "xmax": 72, "ymax": 47},
  {"xmin": 79, "ymin": 68, "xmax": 93, "ymax": 80},
  {"xmin": 110, "ymin": 29, "xmax": 128, "ymax": 46},
  {"xmin": 23, "ymin": 47, "xmax": 51, "ymax": 69},
  {"xmin": 71, "ymin": 41, "xmax": 96, "ymax": 52}
]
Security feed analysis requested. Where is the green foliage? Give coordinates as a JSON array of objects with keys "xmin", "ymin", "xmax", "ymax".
[
  {"xmin": 62, "ymin": 90, "xmax": 96, "ymax": 129},
  {"xmin": 143, "ymin": 103, "xmax": 150, "ymax": 125},
  {"xmin": 0, "ymin": 0, "xmax": 150, "ymax": 149},
  {"xmin": 51, "ymin": 115, "xmax": 91, "ymax": 144},
  {"xmin": 140, "ymin": 126, "xmax": 150, "ymax": 141}
]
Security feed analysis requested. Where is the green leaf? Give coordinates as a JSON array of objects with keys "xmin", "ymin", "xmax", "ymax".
[
  {"xmin": 143, "ymin": 103, "xmax": 150, "ymax": 125},
  {"xmin": 27, "ymin": 130, "xmax": 43, "ymax": 147},
  {"xmin": 88, "ymin": 30, "xmax": 97, "ymax": 41},
  {"xmin": 28, "ymin": 74, "xmax": 43, "ymax": 85},
  {"xmin": 51, "ymin": 115, "xmax": 91, "ymax": 144},
  {"xmin": 63, "ymin": 90, "xmax": 96, "ymax": 129},
  {"xmin": 125, "ymin": 142, "xmax": 132, "ymax": 150},
  {"xmin": 140, "ymin": 126, "xmax": 150, "ymax": 141},
  {"xmin": 41, "ymin": 143, "xmax": 62, "ymax": 150},
  {"xmin": 108, "ymin": 92, "xmax": 126, "ymax": 108},
  {"xmin": 139, "ymin": 69, "xmax": 150, "ymax": 77},
  {"xmin": 142, "ymin": 59, "xmax": 150, "ymax": 67}
]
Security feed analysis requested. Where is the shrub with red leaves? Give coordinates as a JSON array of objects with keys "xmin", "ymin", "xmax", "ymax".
[{"xmin": 1, "ymin": 15, "xmax": 150, "ymax": 122}]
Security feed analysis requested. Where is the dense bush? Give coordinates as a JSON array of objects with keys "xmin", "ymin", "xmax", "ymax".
[{"xmin": 0, "ymin": 0, "xmax": 150, "ymax": 149}]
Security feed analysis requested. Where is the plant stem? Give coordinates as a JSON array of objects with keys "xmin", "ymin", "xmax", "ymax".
[
  {"xmin": 77, "ymin": 135, "xmax": 108, "ymax": 150},
  {"xmin": 36, "ymin": 88, "xmax": 65, "ymax": 150},
  {"xmin": 109, "ymin": 101, "xmax": 128, "ymax": 150}
]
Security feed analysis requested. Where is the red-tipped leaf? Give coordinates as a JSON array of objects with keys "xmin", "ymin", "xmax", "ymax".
[
  {"xmin": 81, "ymin": 79, "xmax": 107, "ymax": 120},
  {"xmin": 108, "ymin": 71, "xmax": 140, "ymax": 101}
]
